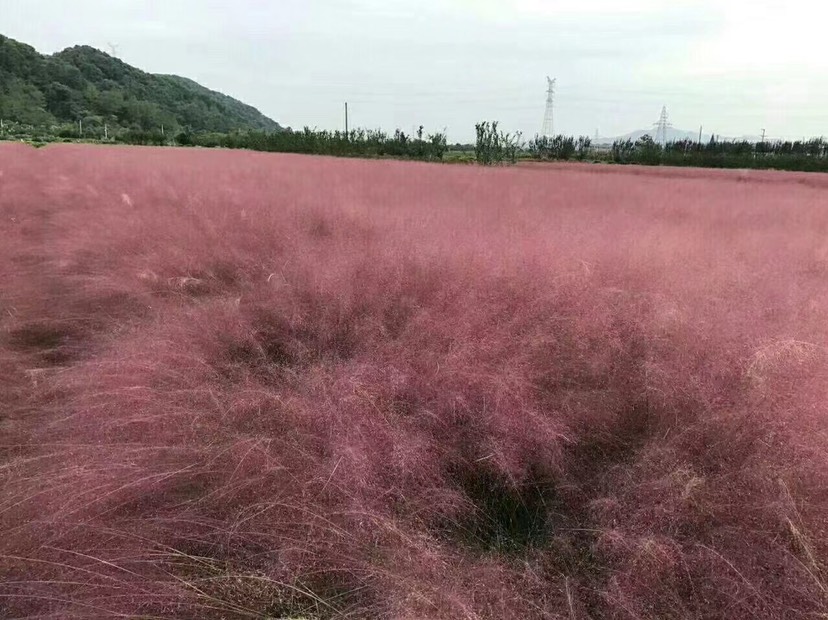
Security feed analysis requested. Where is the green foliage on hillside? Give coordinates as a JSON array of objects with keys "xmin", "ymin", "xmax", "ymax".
[{"xmin": 0, "ymin": 34, "xmax": 281, "ymax": 135}]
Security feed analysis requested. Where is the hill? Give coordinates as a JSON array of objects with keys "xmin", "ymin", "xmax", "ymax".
[
  {"xmin": 603, "ymin": 128, "xmax": 768, "ymax": 146},
  {"xmin": 0, "ymin": 35, "xmax": 281, "ymax": 134},
  {"xmin": 611, "ymin": 127, "xmax": 707, "ymax": 144}
]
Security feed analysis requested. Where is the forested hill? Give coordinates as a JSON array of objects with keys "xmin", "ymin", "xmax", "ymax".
[{"xmin": 0, "ymin": 35, "xmax": 282, "ymax": 133}]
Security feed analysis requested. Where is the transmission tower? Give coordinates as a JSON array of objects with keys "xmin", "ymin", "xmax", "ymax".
[
  {"xmin": 541, "ymin": 77, "xmax": 556, "ymax": 137},
  {"xmin": 653, "ymin": 106, "xmax": 672, "ymax": 146}
]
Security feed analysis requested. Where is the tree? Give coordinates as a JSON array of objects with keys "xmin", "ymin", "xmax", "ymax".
[
  {"xmin": 43, "ymin": 82, "xmax": 83, "ymax": 119},
  {"xmin": 576, "ymin": 135, "xmax": 592, "ymax": 160},
  {"xmin": 0, "ymin": 78, "xmax": 55, "ymax": 125},
  {"xmin": 611, "ymin": 139, "xmax": 635, "ymax": 163},
  {"xmin": 635, "ymin": 134, "xmax": 661, "ymax": 165},
  {"xmin": 475, "ymin": 121, "xmax": 522, "ymax": 165}
]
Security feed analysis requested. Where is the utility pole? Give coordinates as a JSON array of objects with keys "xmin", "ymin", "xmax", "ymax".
[
  {"xmin": 653, "ymin": 106, "xmax": 672, "ymax": 146},
  {"xmin": 542, "ymin": 77, "xmax": 556, "ymax": 137},
  {"xmin": 104, "ymin": 123, "xmax": 108, "ymax": 140},
  {"xmin": 698, "ymin": 125, "xmax": 703, "ymax": 144},
  {"xmin": 344, "ymin": 102, "xmax": 349, "ymax": 138},
  {"xmin": 761, "ymin": 128, "xmax": 766, "ymax": 144},
  {"xmin": 79, "ymin": 119, "xmax": 83, "ymax": 137}
]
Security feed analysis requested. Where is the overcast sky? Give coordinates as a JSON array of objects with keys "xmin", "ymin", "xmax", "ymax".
[{"xmin": 3, "ymin": 0, "xmax": 826, "ymax": 142}]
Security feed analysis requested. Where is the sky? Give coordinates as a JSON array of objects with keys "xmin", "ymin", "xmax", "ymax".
[{"xmin": 3, "ymin": 0, "xmax": 826, "ymax": 142}]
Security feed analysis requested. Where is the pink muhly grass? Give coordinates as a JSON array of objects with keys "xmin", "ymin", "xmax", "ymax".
[{"xmin": 1, "ymin": 143, "xmax": 828, "ymax": 618}]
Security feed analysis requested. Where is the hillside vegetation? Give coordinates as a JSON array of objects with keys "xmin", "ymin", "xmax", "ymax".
[
  {"xmin": 0, "ymin": 34, "xmax": 281, "ymax": 134},
  {"xmin": 2, "ymin": 144, "xmax": 828, "ymax": 618}
]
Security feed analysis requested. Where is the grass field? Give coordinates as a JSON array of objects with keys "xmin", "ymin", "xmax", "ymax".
[{"xmin": 2, "ymin": 143, "xmax": 828, "ymax": 619}]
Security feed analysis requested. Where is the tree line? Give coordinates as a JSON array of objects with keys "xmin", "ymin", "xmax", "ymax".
[
  {"xmin": 0, "ymin": 120, "xmax": 449, "ymax": 161},
  {"xmin": 178, "ymin": 126, "xmax": 449, "ymax": 161},
  {"xmin": 609, "ymin": 134, "xmax": 828, "ymax": 172},
  {"xmin": 3, "ymin": 116, "xmax": 828, "ymax": 173}
]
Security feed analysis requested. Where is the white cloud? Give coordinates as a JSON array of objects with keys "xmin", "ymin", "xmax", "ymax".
[
  {"xmin": 686, "ymin": 0, "xmax": 828, "ymax": 74},
  {"xmin": 515, "ymin": 0, "xmax": 705, "ymax": 16},
  {"xmin": 448, "ymin": 0, "xmax": 692, "ymax": 17}
]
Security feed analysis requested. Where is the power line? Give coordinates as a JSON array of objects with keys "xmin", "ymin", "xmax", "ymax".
[{"xmin": 542, "ymin": 77, "xmax": 556, "ymax": 137}]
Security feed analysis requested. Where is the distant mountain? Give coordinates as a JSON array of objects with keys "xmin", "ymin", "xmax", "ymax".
[
  {"xmin": 598, "ymin": 128, "xmax": 770, "ymax": 145},
  {"xmin": 0, "ymin": 34, "xmax": 282, "ymax": 133},
  {"xmin": 729, "ymin": 134, "xmax": 765, "ymax": 143},
  {"xmin": 610, "ymin": 128, "xmax": 708, "ymax": 143}
]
